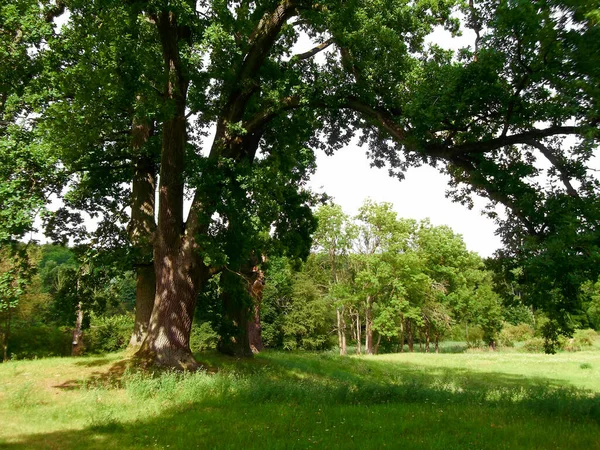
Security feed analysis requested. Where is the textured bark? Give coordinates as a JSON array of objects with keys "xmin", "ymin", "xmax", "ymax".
[
  {"xmin": 247, "ymin": 266, "xmax": 265, "ymax": 354},
  {"xmin": 128, "ymin": 119, "xmax": 157, "ymax": 348},
  {"xmin": 218, "ymin": 270, "xmax": 253, "ymax": 357},
  {"xmin": 374, "ymin": 333, "xmax": 381, "ymax": 355},
  {"xmin": 129, "ymin": 263, "xmax": 156, "ymax": 348},
  {"xmin": 365, "ymin": 296, "xmax": 373, "ymax": 355},
  {"xmin": 336, "ymin": 307, "xmax": 347, "ymax": 355},
  {"xmin": 135, "ymin": 10, "xmax": 200, "ymax": 369},
  {"xmin": 72, "ymin": 302, "xmax": 85, "ymax": 356}
]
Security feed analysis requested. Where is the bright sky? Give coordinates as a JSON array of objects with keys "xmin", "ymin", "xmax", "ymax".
[
  {"xmin": 305, "ymin": 23, "xmax": 503, "ymax": 258},
  {"xmin": 307, "ymin": 142, "xmax": 503, "ymax": 258}
]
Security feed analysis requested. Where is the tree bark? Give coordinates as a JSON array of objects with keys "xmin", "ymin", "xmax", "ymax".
[
  {"xmin": 72, "ymin": 301, "xmax": 85, "ymax": 356},
  {"xmin": 399, "ymin": 319, "xmax": 405, "ymax": 353},
  {"xmin": 355, "ymin": 311, "xmax": 362, "ymax": 355},
  {"xmin": 128, "ymin": 120, "xmax": 157, "ymax": 348},
  {"xmin": 407, "ymin": 320, "xmax": 414, "ymax": 352},
  {"xmin": 218, "ymin": 271, "xmax": 253, "ymax": 357},
  {"xmin": 425, "ymin": 325, "xmax": 430, "ymax": 353},
  {"xmin": 135, "ymin": 10, "xmax": 200, "ymax": 369},
  {"xmin": 336, "ymin": 307, "xmax": 347, "ymax": 355},
  {"xmin": 365, "ymin": 296, "xmax": 373, "ymax": 355},
  {"xmin": 247, "ymin": 266, "xmax": 265, "ymax": 354},
  {"xmin": 2, "ymin": 306, "xmax": 11, "ymax": 362},
  {"xmin": 374, "ymin": 333, "xmax": 381, "ymax": 355}
]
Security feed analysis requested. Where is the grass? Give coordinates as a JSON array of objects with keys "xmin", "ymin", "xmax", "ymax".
[{"xmin": 0, "ymin": 348, "xmax": 599, "ymax": 449}]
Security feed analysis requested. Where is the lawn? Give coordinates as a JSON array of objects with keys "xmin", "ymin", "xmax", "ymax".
[{"xmin": 1, "ymin": 348, "xmax": 599, "ymax": 449}]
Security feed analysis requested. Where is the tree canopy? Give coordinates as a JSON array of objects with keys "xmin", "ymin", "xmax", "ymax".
[{"xmin": 1, "ymin": 0, "xmax": 599, "ymax": 366}]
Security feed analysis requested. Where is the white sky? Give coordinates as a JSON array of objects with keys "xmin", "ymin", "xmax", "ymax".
[
  {"xmin": 307, "ymin": 141, "xmax": 502, "ymax": 258},
  {"xmin": 304, "ymin": 23, "xmax": 503, "ymax": 257}
]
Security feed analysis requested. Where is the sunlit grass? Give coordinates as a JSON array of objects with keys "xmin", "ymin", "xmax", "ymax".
[{"xmin": 0, "ymin": 349, "xmax": 599, "ymax": 449}]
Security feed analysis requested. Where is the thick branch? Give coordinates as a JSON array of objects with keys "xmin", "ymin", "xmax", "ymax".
[
  {"xmin": 529, "ymin": 141, "xmax": 579, "ymax": 197},
  {"xmin": 289, "ymin": 38, "xmax": 333, "ymax": 63}
]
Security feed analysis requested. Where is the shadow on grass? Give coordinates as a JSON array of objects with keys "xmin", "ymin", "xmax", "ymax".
[
  {"xmin": 54, "ymin": 359, "xmax": 132, "ymax": 390},
  {"xmin": 4, "ymin": 351, "xmax": 600, "ymax": 449}
]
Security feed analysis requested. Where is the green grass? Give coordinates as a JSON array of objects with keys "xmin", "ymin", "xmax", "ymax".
[{"xmin": 1, "ymin": 349, "xmax": 600, "ymax": 449}]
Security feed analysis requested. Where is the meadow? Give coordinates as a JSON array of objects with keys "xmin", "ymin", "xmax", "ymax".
[{"xmin": 1, "ymin": 347, "xmax": 600, "ymax": 450}]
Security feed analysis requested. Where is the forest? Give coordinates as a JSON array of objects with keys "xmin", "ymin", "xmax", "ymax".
[{"xmin": 1, "ymin": 0, "xmax": 600, "ymax": 447}]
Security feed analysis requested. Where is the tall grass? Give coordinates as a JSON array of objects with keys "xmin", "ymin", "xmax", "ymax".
[{"xmin": 1, "ymin": 350, "xmax": 599, "ymax": 449}]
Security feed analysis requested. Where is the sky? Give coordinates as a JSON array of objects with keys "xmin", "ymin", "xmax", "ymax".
[
  {"xmin": 307, "ymin": 141, "xmax": 503, "ymax": 258},
  {"xmin": 303, "ymin": 23, "xmax": 504, "ymax": 258}
]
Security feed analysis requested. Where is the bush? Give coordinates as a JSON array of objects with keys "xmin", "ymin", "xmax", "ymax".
[
  {"xmin": 500, "ymin": 323, "xmax": 535, "ymax": 345},
  {"xmin": 190, "ymin": 322, "xmax": 219, "ymax": 351},
  {"xmin": 7, "ymin": 323, "xmax": 71, "ymax": 359},
  {"xmin": 522, "ymin": 337, "xmax": 545, "ymax": 353},
  {"xmin": 573, "ymin": 329, "xmax": 597, "ymax": 347},
  {"xmin": 85, "ymin": 314, "xmax": 134, "ymax": 354}
]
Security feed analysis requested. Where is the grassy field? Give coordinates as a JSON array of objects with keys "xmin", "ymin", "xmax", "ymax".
[{"xmin": 1, "ymin": 347, "xmax": 599, "ymax": 449}]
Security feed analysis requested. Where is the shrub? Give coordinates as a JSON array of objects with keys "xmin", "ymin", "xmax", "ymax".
[
  {"xmin": 190, "ymin": 322, "xmax": 219, "ymax": 351},
  {"xmin": 500, "ymin": 323, "xmax": 535, "ymax": 343},
  {"xmin": 573, "ymin": 329, "xmax": 597, "ymax": 347},
  {"xmin": 7, "ymin": 323, "xmax": 71, "ymax": 359},
  {"xmin": 522, "ymin": 337, "xmax": 545, "ymax": 353},
  {"xmin": 85, "ymin": 314, "xmax": 134, "ymax": 354}
]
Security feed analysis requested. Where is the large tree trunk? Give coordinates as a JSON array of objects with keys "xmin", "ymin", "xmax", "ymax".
[
  {"xmin": 365, "ymin": 296, "xmax": 374, "ymax": 355},
  {"xmin": 128, "ymin": 127, "xmax": 157, "ymax": 348},
  {"xmin": 135, "ymin": 10, "xmax": 199, "ymax": 369},
  {"xmin": 129, "ymin": 263, "xmax": 156, "ymax": 348},
  {"xmin": 218, "ymin": 271, "xmax": 253, "ymax": 357}
]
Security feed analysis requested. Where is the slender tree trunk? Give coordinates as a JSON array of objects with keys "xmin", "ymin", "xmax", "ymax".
[
  {"xmin": 355, "ymin": 312, "xmax": 362, "ymax": 355},
  {"xmin": 399, "ymin": 320, "xmax": 404, "ymax": 353},
  {"xmin": 365, "ymin": 296, "xmax": 373, "ymax": 355},
  {"xmin": 407, "ymin": 320, "xmax": 414, "ymax": 352},
  {"xmin": 128, "ymin": 119, "xmax": 157, "ymax": 349},
  {"xmin": 435, "ymin": 334, "xmax": 440, "ymax": 353},
  {"xmin": 72, "ymin": 301, "xmax": 85, "ymax": 356},
  {"xmin": 425, "ymin": 326, "xmax": 430, "ymax": 353},
  {"xmin": 247, "ymin": 266, "xmax": 265, "ymax": 354},
  {"xmin": 374, "ymin": 333, "xmax": 381, "ymax": 355},
  {"xmin": 336, "ymin": 307, "xmax": 347, "ymax": 355},
  {"xmin": 2, "ymin": 307, "xmax": 11, "ymax": 362},
  {"xmin": 340, "ymin": 305, "xmax": 347, "ymax": 355}
]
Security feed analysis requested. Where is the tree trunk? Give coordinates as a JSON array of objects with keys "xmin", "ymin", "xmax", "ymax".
[
  {"xmin": 129, "ymin": 263, "xmax": 155, "ymax": 348},
  {"xmin": 2, "ymin": 306, "xmax": 11, "ymax": 362},
  {"xmin": 435, "ymin": 334, "xmax": 440, "ymax": 353},
  {"xmin": 135, "ymin": 9, "xmax": 198, "ymax": 369},
  {"xmin": 340, "ymin": 305, "xmax": 347, "ymax": 355},
  {"xmin": 128, "ymin": 119, "xmax": 157, "ymax": 349},
  {"xmin": 365, "ymin": 296, "xmax": 373, "ymax": 355},
  {"xmin": 374, "ymin": 333, "xmax": 381, "ymax": 355},
  {"xmin": 138, "ymin": 249, "xmax": 203, "ymax": 369},
  {"xmin": 399, "ymin": 320, "xmax": 404, "ymax": 353},
  {"xmin": 407, "ymin": 320, "xmax": 414, "ymax": 352},
  {"xmin": 72, "ymin": 301, "xmax": 85, "ymax": 356},
  {"xmin": 425, "ymin": 326, "xmax": 430, "ymax": 353},
  {"xmin": 247, "ymin": 266, "xmax": 265, "ymax": 354},
  {"xmin": 336, "ymin": 307, "xmax": 347, "ymax": 355},
  {"xmin": 217, "ymin": 269, "xmax": 254, "ymax": 357},
  {"xmin": 355, "ymin": 312, "xmax": 362, "ymax": 355}
]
